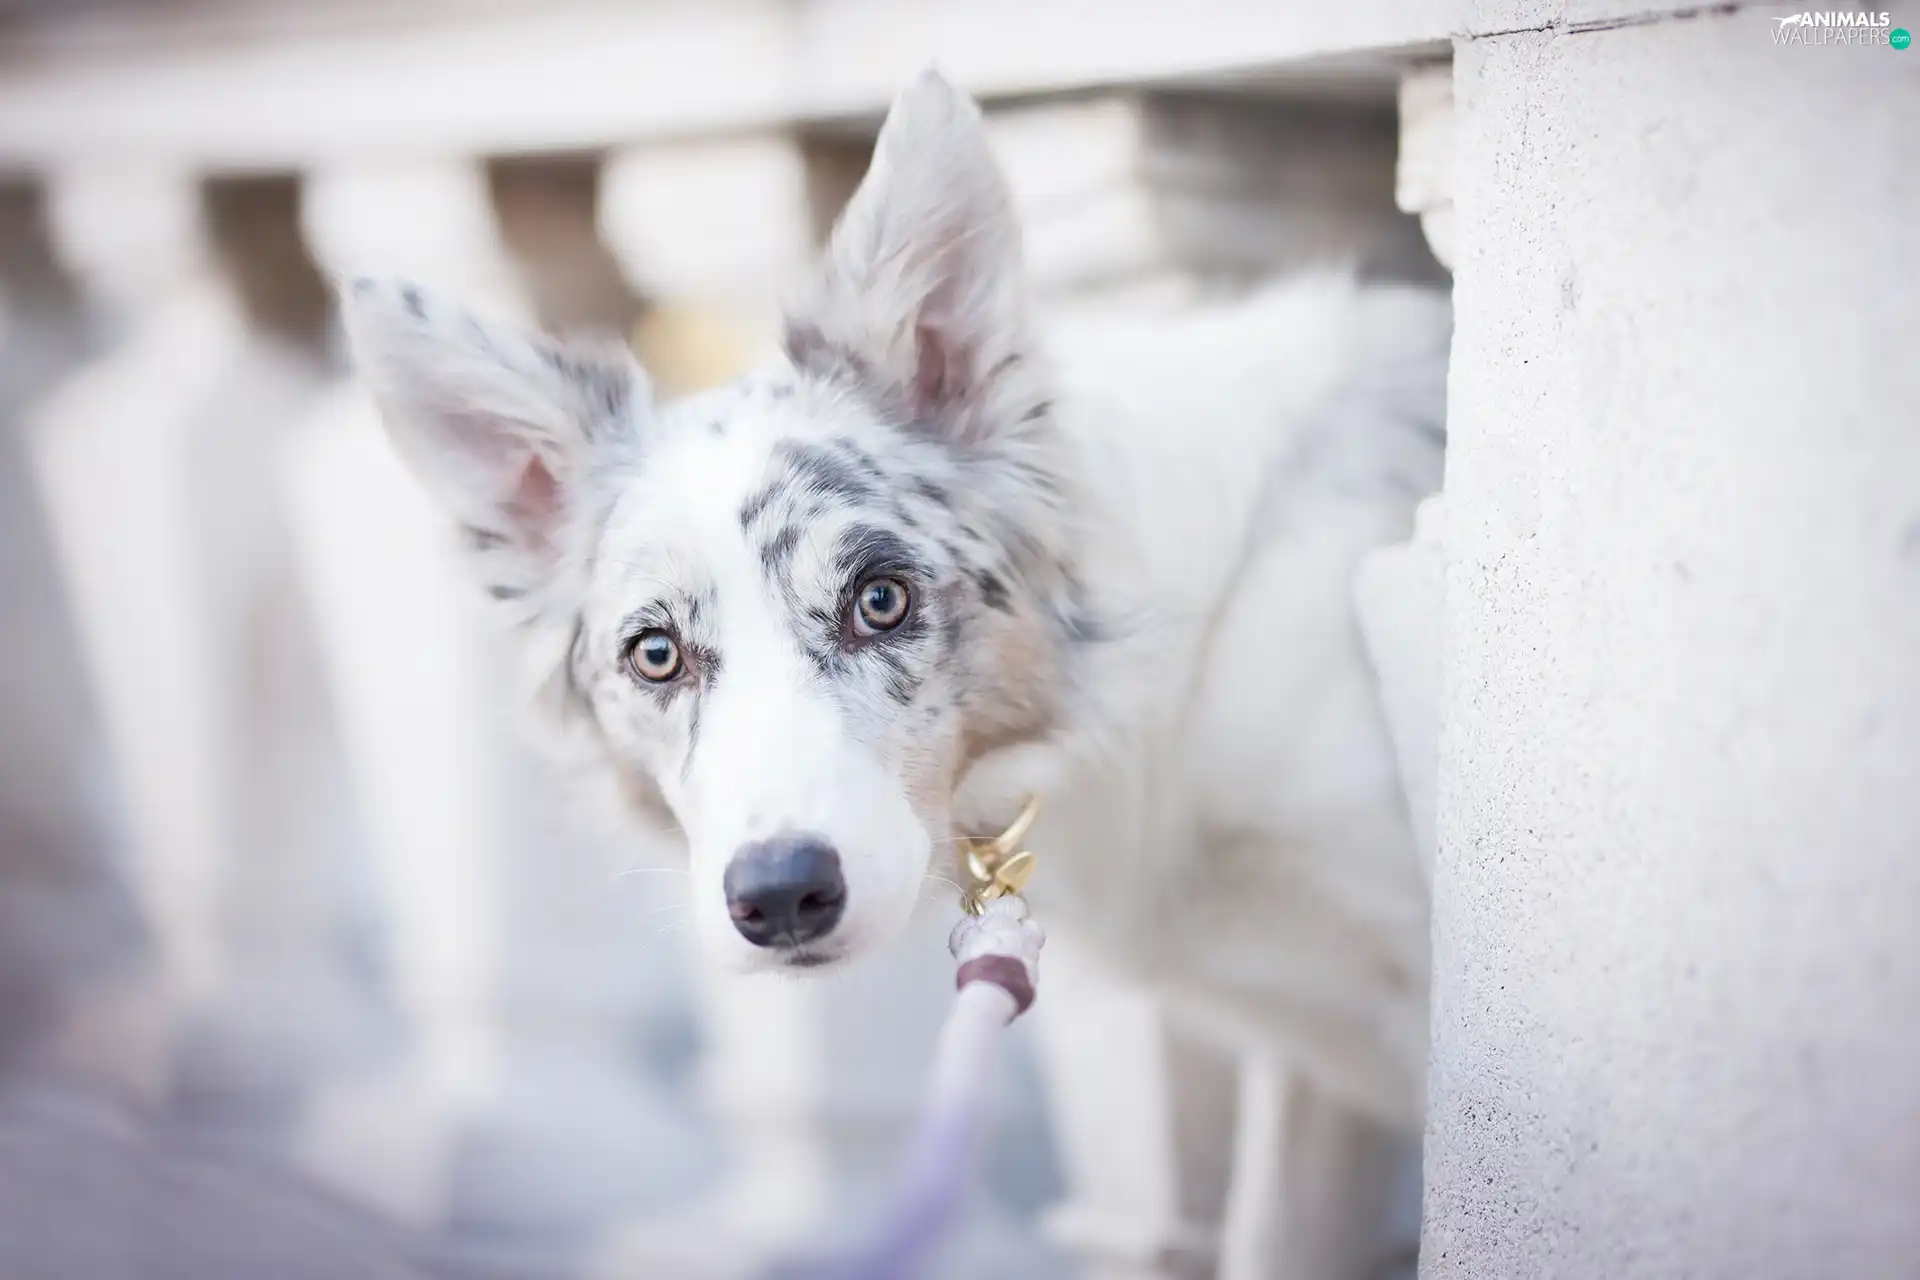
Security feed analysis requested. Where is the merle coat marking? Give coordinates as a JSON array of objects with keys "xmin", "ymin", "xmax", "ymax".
[{"xmin": 343, "ymin": 71, "xmax": 1447, "ymax": 1127}]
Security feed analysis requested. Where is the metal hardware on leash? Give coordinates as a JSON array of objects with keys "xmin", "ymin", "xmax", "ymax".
[
  {"xmin": 957, "ymin": 794, "xmax": 1041, "ymax": 915},
  {"xmin": 772, "ymin": 799, "xmax": 1046, "ymax": 1279}
]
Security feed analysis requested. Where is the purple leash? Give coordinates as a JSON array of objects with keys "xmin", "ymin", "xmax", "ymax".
[{"xmin": 766, "ymin": 814, "xmax": 1047, "ymax": 1280}]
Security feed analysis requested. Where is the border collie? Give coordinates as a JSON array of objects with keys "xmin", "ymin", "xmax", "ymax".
[{"xmin": 343, "ymin": 70, "xmax": 1445, "ymax": 1126}]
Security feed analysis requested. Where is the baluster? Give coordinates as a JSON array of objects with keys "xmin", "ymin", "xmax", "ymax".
[
  {"xmin": 0, "ymin": 180, "xmax": 166, "ymax": 1099},
  {"xmin": 25, "ymin": 166, "xmax": 248, "ymax": 1055},
  {"xmin": 283, "ymin": 158, "xmax": 517, "ymax": 1223}
]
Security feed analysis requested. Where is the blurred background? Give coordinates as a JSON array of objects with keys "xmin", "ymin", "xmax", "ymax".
[
  {"xmin": 11, "ymin": 3, "xmax": 1913, "ymax": 1279},
  {"xmin": 0, "ymin": 2, "xmax": 1452, "ymax": 1277}
]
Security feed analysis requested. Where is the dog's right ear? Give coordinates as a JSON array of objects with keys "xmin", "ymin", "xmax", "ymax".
[
  {"xmin": 340, "ymin": 277, "xmax": 646, "ymax": 565},
  {"xmin": 785, "ymin": 69, "xmax": 1032, "ymax": 447}
]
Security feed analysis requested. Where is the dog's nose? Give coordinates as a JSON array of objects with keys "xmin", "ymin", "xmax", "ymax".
[{"xmin": 723, "ymin": 835, "xmax": 846, "ymax": 948}]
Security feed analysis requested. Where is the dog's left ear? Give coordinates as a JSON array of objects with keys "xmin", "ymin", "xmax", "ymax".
[
  {"xmin": 340, "ymin": 278, "xmax": 646, "ymax": 569},
  {"xmin": 786, "ymin": 70, "xmax": 1032, "ymax": 445}
]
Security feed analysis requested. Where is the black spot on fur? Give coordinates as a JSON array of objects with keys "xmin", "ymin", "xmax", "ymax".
[
  {"xmin": 783, "ymin": 320, "xmax": 831, "ymax": 372},
  {"xmin": 785, "ymin": 440, "xmax": 880, "ymax": 506},
  {"xmin": 983, "ymin": 353, "xmax": 1024, "ymax": 389},
  {"xmin": 1059, "ymin": 608, "xmax": 1100, "ymax": 645},
  {"xmin": 941, "ymin": 598, "xmax": 964, "ymax": 655},
  {"xmin": 883, "ymin": 661, "xmax": 921, "ymax": 706},
  {"xmin": 802, "ymin": 605, "xmax": 842, "ymax": 677},
  {"xmin": 1052, "ymin": 578, "xmax": 1108, "ymax": 647},
  {"xmin": 739, "ymin": 480, "xmax": 783, "ymax": 530},
  {"xmin": 760, "ymin": 524, "xmax": 801, "ymax": 578},
  {"xmin": 540, "ymin": 342, "xmax": 631, "ymax": 427},
  {"xmin": 487, "ymin": 583, "xmax": 524, "ymax": 601},
  {"xmin": 832, "ymin": 525, "xmax": 921, "ymax": 586},
  {"xmin": 401, "ymin": 285, "xmax": 425, "ymax": 319},
  {"xmin": 974, "ymin": 571, "xmax": 1011, "ymax": 612},
  {"xmin": 464, "ymin": 315, "xmax": 497, "ymax": 358},
  {"xmin": 953, "ymin": 522, "xmax": 990, "ymax": 555},
  {"xmin": 829, "ymin": 437, "xmax": 888, "ymax": 485}
]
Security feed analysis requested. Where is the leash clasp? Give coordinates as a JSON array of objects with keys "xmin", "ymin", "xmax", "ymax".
[{"xmin": 958, "ymin": 794, "xmax": 1041, "ymax": 915}]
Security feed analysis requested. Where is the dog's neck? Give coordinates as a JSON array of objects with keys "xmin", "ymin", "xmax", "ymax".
[{"xmin": 948, "ymin": 302, "xmax": 1327, "ymax": 862}]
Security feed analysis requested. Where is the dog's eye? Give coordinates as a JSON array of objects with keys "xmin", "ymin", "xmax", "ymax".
[
  {"xmin": 853, "ymin": 577, "xmax": 911, "ymax": 634},
  {"xmin": 626, "ymin": 629, "xmax": 683, "ymax": 683}
]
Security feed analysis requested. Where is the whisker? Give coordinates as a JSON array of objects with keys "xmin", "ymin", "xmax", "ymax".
[
  {"xmin": 593, "ymin": 564, "xmax": 680, "ymax": 590},
  {"xmin": 919, "ymin": 872, "xmax": 971, "ymax": 908},
  {"xmin": 611, "ymin": 866, "xmax": 692, "ymax": 883},
  {"xmin": 634, "ymin": 919, "xmax": 688, "ymax": 958}
]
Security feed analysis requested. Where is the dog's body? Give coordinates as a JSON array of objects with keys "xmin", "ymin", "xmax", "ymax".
[
  {"xmin": 990, "ymin": 278, "xmax": 1445, "ymax": 1124},
  {"xmin": 345, "ymin": 73, "xmax": 1444, "ymax": 1130}
]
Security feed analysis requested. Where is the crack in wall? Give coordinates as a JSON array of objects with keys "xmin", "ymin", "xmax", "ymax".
[{"xmin": 1465, "ymin": 2, "xmax": 1750, "ymax": 43}]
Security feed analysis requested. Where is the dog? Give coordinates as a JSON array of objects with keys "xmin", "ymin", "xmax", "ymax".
[{"xmin": 342, "ymin": 70, "xmax": 1446, "ymax": 1130}]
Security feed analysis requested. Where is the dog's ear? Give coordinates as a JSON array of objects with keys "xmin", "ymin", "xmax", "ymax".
[
  {"xmin": 340, "ymin": 277, "xmax": 645, "ymax": 563},
  {"xmin": 786, "ymin": 69, "xmax": 1030, "ymax": 445}
]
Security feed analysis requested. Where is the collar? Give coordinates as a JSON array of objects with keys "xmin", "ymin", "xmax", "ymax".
[{"xmin": 956, "ymin": 794, "xmax": 1041, "ymax": 915}]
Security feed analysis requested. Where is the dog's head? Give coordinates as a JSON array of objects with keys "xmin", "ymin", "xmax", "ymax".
[{"xmin": 343, "ymin": 73, "xmax": 1086, "ymax": 973}]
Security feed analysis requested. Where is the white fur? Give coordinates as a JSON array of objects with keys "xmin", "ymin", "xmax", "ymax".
[
  {"xmin": 342, "ymin": 70, "xmax": 1445, "ymax": 1126},
  {"xmin": 987, "ymin": 277, "xmax": 1446, "ymax": 1123}
]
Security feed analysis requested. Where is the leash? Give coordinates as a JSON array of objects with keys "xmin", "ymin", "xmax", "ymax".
[{"xmin": 767, "ymin": 799, "xmax": 1047, "ymax": 1280}]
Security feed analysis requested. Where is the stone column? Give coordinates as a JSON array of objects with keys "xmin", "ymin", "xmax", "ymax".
[
  {"xmin": 1425, "ymin": 13, "xmax": 1920, "ymax": 1277},
  {"xmin": 0, "ymin": 180, "xmax": 158, "ymax": 1096},
  {"xmin": 24, "ymin": 166, "xmax": 249, "ymax": 1041},
  {"xmin": 598, "ymin": 134, "xmax": 814, "ymax": 394},
  {"xmin": 286, "ymin": 158, "xmax": 519, "ymax": 1223},
  {"xmin": 184, "ymin": 175, "xmax": 386, "ymax": 1135}
]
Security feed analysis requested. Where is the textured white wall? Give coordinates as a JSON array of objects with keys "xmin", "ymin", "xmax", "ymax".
[{"xmin": 1426, "ymin": 9, "xmax": 1920, "ymax": 1277}]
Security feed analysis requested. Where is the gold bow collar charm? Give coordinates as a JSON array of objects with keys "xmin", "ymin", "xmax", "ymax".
[{"xmin": 958, "ymin": 795, "xmax": 1042, "ymax": 916}]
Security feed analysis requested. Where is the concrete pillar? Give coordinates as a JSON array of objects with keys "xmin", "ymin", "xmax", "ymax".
[
  {"xmin": 164, "ymin": 175, "xmax": 377, "ymax": 1132},
  {"xmin": 1426, "ymin": 12, "xmax": 1920, "ymax": 1277},
  {"xmin": 286, "ymin": 158, "xmax": 518, "ymax": 1223},
  {"xmin": 25, "ymin": 166, "xmax": 248, "ymax": 1029},
  {"xmin": 598, "ymin": 134, "xmax": 815, "ymax": 394},
  {"xmin": 0, "ymin": 181, "xmax": 158, "ymax": 1095},
  {"xmin": 988, "ymin": 90, "xmax": 1443, "ymax": 327},
  {"xmin": 1033, "ymin": 930, "xmax": 1226, "ymax": 1280}
]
